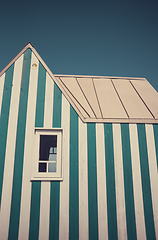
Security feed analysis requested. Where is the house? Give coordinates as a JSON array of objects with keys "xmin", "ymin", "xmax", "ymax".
[{"xmin": 0, "ymin": 42, "xmax": 158, "ymax": 240}]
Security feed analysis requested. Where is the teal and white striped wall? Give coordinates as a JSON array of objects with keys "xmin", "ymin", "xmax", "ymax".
[{"xmin": 0, "ymin": 48, "xmax": 158, "ymax": 240}]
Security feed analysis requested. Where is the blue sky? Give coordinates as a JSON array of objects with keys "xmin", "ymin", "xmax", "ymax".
[{"xmin": 0, "ymin": 0, "xmax": 158, "ymax": 90}]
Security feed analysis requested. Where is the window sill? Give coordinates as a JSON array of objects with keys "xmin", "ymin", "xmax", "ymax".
[{"xmin": 30, "ymin": 177, "xmax": 63, "ymax": 181}]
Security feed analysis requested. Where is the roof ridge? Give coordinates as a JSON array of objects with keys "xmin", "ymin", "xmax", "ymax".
[{"xmin": 54, "ymin": 74, "xmax": 146, "ymax": 81}]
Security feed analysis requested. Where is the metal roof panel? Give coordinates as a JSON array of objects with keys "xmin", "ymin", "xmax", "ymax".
[
  {"xmin": 93, "ymin": 79, "xmax": 128, "ymax": 119},
  {"xmin": 77, "ymin": 77, "xmax": 102, "ymax": 118},
  {"xmin": 59, "ymin": 77, "xmax": 95, "ymax": 118},
  {"xmin": 113, "ymin": 79, "xmax": 153, "ymax": 119},
  {"xmin": 131, "ymin": 79, "xmax": 158, "ymax": 119}
]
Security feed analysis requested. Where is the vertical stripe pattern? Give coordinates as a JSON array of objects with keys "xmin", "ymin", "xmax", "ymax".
[
  {"xmin": 113, "ymin": 124, "xmax": 127, "ymax": 240},
  {"xmin": 104, "ymin": 123, "xmax": 118, "ymax": 240},
  {"xmin": 87, "ymin": 123, "xmax": 98, "ymax": 240},
  {"xmin": 0, "ymin": 55, "xmax": 24, "ymax": 240},
  {"xmin": 18, "ymin": 52, "xmax": 39, "ymax": 240},
  {"xmin": 38, "ymin": 73, "xmax": 53, "ymax": 240},
  {"xmin": 96, "ymin": 123, "xmax": 108, "ymax": 240},
  {"xmin": 129, "ymin": 124, "xmax": 146, "ymax": 240},
  {"xmin": 59, "ymin": 95, "xmax": 70, "ymax": 240},
  {"xmin": 29, "ymin": 181, "xmax": 41, "ymax": 240},
  {"xmin": 49, "ymin": 182, "xmax": 60, "ymax": 240},
  {"xmin": 153, "ymin": 124, "xmax": 158, "ymax": 169},
  {"xmin": 0, "ymin": 73, "xmax": 5, "ymax": 116},
  {"xmin": 1, "ymin": 49, "xmax": 158, "ymax": 240},
  {"xmin": 79, "ymin": 119, "xmax": 89, "ymax": 240},
  {"xmin": 29, "ymin": 61, "xmax": 46, "ymax": 240},
  {"xmin": 137, "ymin": 124, "xmax": 156, "ymax": 240},
  {"xmin": 121, "ymin": 123, "xmax": 137, "ymax": 240},
  {"xmin": 0, "ymin": 64, "xmax": 14, "ymax": 206},
  {"xmin": 49, "ymin": 82, "xmax": 62, "ymax": 240},
  {"xmin": 35, "ymin": 62, "xmax": 46, "ymax": 128},
  {"xmin": 8, "ymin": 49, "xmax": 32, "ymax": 240},
  {"xmin": 69, "ymin": 106, "xmax": 79, "ymax": 240},
  {"xmin": 52, "ymin": 82, "xmax": 62, "ymax": 128},
  {"xmin": 145, "ymin": 124, "xmax": 158, "ymax": 240}
]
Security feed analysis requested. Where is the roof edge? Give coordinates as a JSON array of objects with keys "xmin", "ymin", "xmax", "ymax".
[
  {"xmin": 83, "ymin": 118, "xmax": 158, "ymax": 124},
  {"xmin": 54, "ymin": 74, "xmax": 147, "ymax": 81},
  {"xmin": 0, "ymin": 43, "xmax": 91, "ymax": 121},
  {"xmin": 0, "ymin": 42, "xmax": 34, "ymax": 77},
  {"xmin": 0, "ymin": 42, "xmax": 147, "ymax": 81},
  {"xmin": 0, "ymin": 43, "xmax": 147, "ymax": 82},
  {"xmin": 1, "ymin": 43, "xmax": 157, "ymax": 125}
]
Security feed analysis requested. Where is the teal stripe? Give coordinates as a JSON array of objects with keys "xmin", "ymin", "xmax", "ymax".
[
  {"xmin": 52, "ymin": 82, "xmax": 62, "ymax": 128},
  {"xmin": 8, "ymin": 49, "xmax": 31, "ymax": 240},
  {"xmin": 153, "ymin": 124, "xmax": 158, "ymax": 169},
  {"xmin": 104, "ymin": 123, "xmax": 118, "ymax": 240},
  {"xmin": 29, "ymin": 62, "xmax": 46, "ymax": 239},
  {"xmin": 137, "ymin": 124, "xmax": 156, "ymax": 240},
  {"xmin": 121, "ymin": 124, "xmax": 137, "ymax": 240},
  {"xmin": 49, "ymin": 182, "xmax": 60, "ymax": 240},
  {"xmin": 35, "ymin": 62, "xmax": 46, "ymax": 127},
  {"xmin": 29, "ymin": 182, "xmax": 41, "ymax": 240},
  {"xmin": 49, "ymin": 83, "xmax": 62, "ymax": 240},
  {"xmin": 87, "ymin": 123, "xmax": 98, "ymax": 240},
  {"xmin": 69, "ymin": 106, "xmax": 79, "ymax": 240},
  {"xmin": 0, "ymin": 64, "xmax": 14, "ymax": 207}
]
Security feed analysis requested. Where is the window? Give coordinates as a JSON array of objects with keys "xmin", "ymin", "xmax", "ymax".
[{"xmin": 31, "ymin": 128, "xmax": 63, "ymax": 181}]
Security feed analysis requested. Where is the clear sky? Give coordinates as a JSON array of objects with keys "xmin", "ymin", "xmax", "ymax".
[{"xmin": 0, "ymin": 0, "xmax": 158, "ymax": 90}]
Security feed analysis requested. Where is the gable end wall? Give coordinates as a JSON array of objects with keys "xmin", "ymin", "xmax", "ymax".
[{"xmin": 0, "ymin": 50, "xmax": 158, "ymax": 240}]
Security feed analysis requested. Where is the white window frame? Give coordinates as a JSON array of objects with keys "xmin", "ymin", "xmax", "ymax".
[{"xmin": 31, "ymin": 128, "xmax": 63, "ymax": 181}]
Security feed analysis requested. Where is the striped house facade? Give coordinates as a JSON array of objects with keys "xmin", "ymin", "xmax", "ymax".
[{"xmin": 0, "ymin": 43, "xmax": 158, "ymax": 240}]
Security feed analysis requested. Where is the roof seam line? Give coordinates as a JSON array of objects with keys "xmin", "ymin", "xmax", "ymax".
[
  {"xmin": 111, "ymin": 79, "xmax": 130, "ymax": 118},
  {"xmin": 59, "ymin": 77, "xmax": 91, "ymax": 118},
  {"xmin": 129, "ymin": 80, "xmax": 156, "ymax": 119},
  {"xmin": 75, "ymin": 77, "xmax": 97, "ymax": 118},
  {"xmin": 92, "ymin": 78, "xmax": 103, "ymax": 118},
  {"xmin": 57, "ymin": 78, "xmax": 86, "ymax": 121}
]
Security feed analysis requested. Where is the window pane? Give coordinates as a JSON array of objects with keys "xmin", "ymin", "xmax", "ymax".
[
  {"xmin": 39, "ymin": 135, "xmax": 57, "ymax": 160},
  {"xmin": 48, "ymin": 162, "xmax": 56, "ymax": 172},
  {"xmin": 39, "ymin": 163, "xmax": 47, "ymax": 172},
  {"xmin": 48, "ymin": 154, "xmax": 57, "ymax": 161},
  {"xmin": 54, "ymin": 147, "xmax": 57, "ymax": 153},
  {"xmin": 49, "ymin": 147, "xmax": 53, "ymax": 154}
]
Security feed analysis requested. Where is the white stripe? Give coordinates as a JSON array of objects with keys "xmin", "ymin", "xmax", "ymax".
[
  {"xmin": 39, "ymin": 73, "xmax": 54, "ymax": 240},
  {"xmin": 129, "ymin": 124, "xmax": 147, "ymax": 240},
  {"xmin": 39, "ymin": 182, "xmax": 50, "ymax": 240},
  {"xmin": 145, "ymin": 124, "xmax": 158, "ymax": 239},
  {"xmin": 79, "ymin": 119, "xmax": 89, "ymax": 240},
  {"xmin": 44, "ymin": 73, "xmax": 54, "ymax": 128},
  {"xmin": 96, "ymin": 123, "xmax": 108, "ymax": 240},
  {"xmin": 59, "ymin": 95, "xmax": 70, "ymax": 240},
  {"xmin": 113, "ymin": 124, "xmax": 127, "ymax": 240},
  {"xmin": 0, "ymin": 55, "xmax": 24, "ymax": 240},
  {"xmin": 0, "ymin": 73, "xmax": 5, "ymax": 115},
  {"xmin": 18, "ymin": 53, "xmax": 39, "ymax": 240}
]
